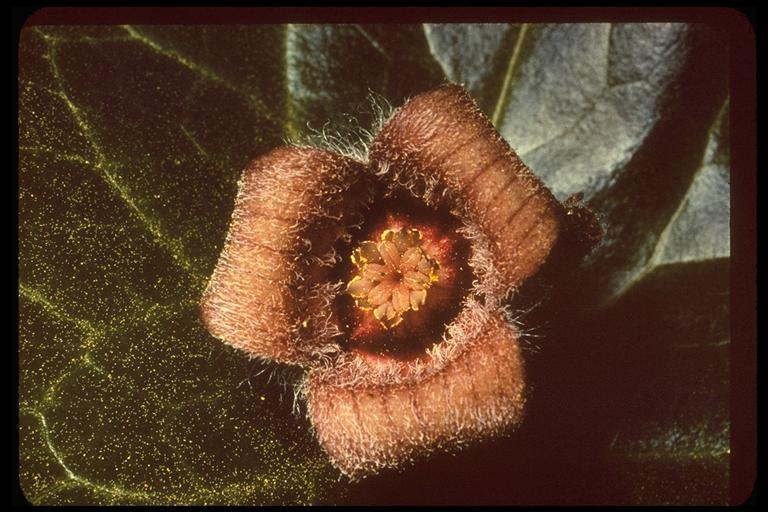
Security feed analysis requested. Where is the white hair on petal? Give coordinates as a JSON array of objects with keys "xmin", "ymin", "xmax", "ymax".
[{"xmin": 287, "ymin": 92, "xmax": 395, "ymax": 164}]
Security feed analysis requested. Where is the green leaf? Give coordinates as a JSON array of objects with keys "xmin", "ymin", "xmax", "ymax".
[
  {"xmin": 19, "ymin": 25, "xmax": 336, "ymax": 505},
  {"xmin": 19, "ymin": 22, "xmax": 731, "ymax": 505},
  {"xmin": 604, "ymin": 262, "xmax": 730, "ymax": 505}
]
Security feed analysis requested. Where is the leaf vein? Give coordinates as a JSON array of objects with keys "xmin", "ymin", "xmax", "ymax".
[
  {"xmin": 31, "ymin": 28, "xmax": 205, "ymax": 283},
  {"xmin": 491, "ymin": 23, "xmax": 529, "ymax": 128},
  {"xmin": 121, "ymin": 25, "xmax": 278, "ymax": 129}
]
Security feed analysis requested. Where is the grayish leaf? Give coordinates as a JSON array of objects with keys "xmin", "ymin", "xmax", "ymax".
[
  {"xmin": 285, "ymin": 24, "xmax": 389, "ymax": 137},
  {"xmin": 286, "ymin": 24, "xmax": 443, "ymax": 140},
  {"xmin": 653, "ymin": 102, "xmax": 730, "ymax": 265},
  {"xmin": 597, "ymin": 96, "xmax": 730, "ymax": 303},
  {"xmin": 496, "ymin": 23, "xmax": 689, "ymax": 199},
  {"xmin": 423, "ymin": 23, "xmax": 517, "ymax": 113}
]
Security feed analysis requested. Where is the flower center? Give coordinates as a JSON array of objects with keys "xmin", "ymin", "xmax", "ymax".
[{"xmin": 346, "ymin": 226, "xmax": 440, "ymax": 329}]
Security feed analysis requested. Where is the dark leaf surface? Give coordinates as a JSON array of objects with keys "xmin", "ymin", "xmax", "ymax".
[{"xmin": 19, "ymin": 22, "xmax": 730, "ymax": 504}]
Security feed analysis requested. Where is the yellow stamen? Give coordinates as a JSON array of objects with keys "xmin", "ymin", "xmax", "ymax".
[{"xmin": 347, "ymin": 226, "xmax": 439, "ymax": 329}]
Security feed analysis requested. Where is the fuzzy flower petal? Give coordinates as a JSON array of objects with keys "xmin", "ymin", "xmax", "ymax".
[{"xmin": 200, "ymin": 147, "xmax": 373, "ymax": 366}]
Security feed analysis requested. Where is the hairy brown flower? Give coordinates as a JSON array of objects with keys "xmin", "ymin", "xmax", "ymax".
[{"xmin": 201, "ymin": 84, "xmax": 599, "ymax": 479}]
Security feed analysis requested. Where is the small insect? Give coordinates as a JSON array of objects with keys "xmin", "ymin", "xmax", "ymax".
[{"xmin": 564, "ymin": 191, "xmax": 605, "ymax": 249}]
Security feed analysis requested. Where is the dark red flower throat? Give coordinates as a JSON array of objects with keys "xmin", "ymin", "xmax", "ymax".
[{"xmin": 336, "ymin": 193, "xmax": 473, "ymax": 360}]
